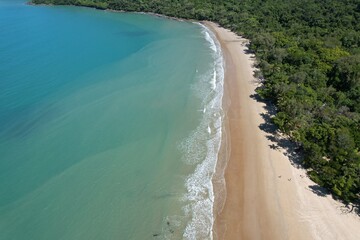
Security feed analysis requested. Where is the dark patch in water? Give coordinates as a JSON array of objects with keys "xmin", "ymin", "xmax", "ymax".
[
  {"xmin": 0, "ymin": 102, "xmax": 59, "ymax": 140},
  {"xmin": 154, "ymin": 192, "xmax": 176, "ymax": 199}
]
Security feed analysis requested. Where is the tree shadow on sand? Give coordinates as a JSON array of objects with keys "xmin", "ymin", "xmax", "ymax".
[
  {"xmin": 249, "ymin": 91, "xmax": 303, "ymax": 169},
  {"xmin": 308, "ymin": 185, "xmax": 329, "ymax": 197},
  {"xmin": 308, "ymin": 185, "xmax": 360, "ymax": 214},
  {"xmin": 249, "ymin": 82, "xmax": 360, "ymax": 216},
  {"xmin": 244, "ymin": 44, "xmax": 360, "ymax": 216}
]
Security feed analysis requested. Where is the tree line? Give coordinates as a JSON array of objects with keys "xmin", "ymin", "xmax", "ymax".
[{"xmin": 32, "ymin": 0, "xmax": 360, "ymax": 209}]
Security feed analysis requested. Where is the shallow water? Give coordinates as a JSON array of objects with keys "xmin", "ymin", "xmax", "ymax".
[{"xmin": 0, "ymin": 1, "xmax": 224, "ymax": 239}]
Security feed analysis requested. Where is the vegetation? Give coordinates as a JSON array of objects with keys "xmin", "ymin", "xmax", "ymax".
[{"xmin": 32, "ymin": 0, "xmax": 360, "ymax": 208}]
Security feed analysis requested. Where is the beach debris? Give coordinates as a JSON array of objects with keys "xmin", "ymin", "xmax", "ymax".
[
  {"xmin": 288, "ymin": 178, "xmax": 292, "ymax": 181},
  {"xmin": 278, "ymin": 175, "xmax": 282, "ymax": 178},
  {"xmin": 152, "ymin": 233, "xmax": 160, "ymax": 237}
]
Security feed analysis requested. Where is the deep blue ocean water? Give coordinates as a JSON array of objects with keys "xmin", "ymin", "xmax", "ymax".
[{"xmin": 0, "ymin": 1, "xmax": 224, "ymax": 239}]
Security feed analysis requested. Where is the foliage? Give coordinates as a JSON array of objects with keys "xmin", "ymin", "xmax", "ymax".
[{"xmin": 32, "ymin": 0, "xmax": 360, "ymax": 206}]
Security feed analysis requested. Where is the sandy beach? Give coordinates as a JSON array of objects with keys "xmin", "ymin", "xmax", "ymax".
[{"xmin": 204, "ymin": 22, "xmax": 360, "ymax": 240}]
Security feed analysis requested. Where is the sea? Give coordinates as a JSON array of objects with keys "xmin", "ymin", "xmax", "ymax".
[{"xmin": 0, "ymin": 1, "xmax": 224, "ymax": 239}]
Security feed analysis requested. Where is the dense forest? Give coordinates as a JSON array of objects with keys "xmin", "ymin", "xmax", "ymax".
[{"xmin": 32, "ymin": 0, "xmax": 360, "ymax": 209}]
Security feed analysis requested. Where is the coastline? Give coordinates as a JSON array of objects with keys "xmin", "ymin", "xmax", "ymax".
[
  {"xmin": 22, "ymin": 3, "xmax": 360, "ymax": 238},
  {"xmin": 205, "ymin": 22, "xmax": 360, "ymax": 240}
]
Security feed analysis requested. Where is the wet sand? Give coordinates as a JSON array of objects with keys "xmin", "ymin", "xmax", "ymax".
[{"xmin": 205, "ymin": 22, "xmax": 360, "ymax": 240}]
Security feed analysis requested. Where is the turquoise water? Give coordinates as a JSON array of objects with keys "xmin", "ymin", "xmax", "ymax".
[{"xmin": 0, "ymin": 1, "xmax": 224, "ymax": 239}]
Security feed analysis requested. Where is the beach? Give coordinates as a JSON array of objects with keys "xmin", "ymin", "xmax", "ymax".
[
  {"xmin": 1, "ymin": 1, "xmax": 359, "ymax": 238},
  {"xmin": 204, "ymin": 22, "xmax": 360, "ymax": 240}
]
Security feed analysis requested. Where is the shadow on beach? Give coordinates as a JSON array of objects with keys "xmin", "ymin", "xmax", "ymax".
[
  {"xmin": 241, "ymin": 43, "xmax": 303, "ymax": 169},
  {"xmin": 244, "ymin": 49, "xmax": 360, "ymax": 215},
  {"xmin": 308, "ymin": 184, "xmax": 329, "ymax": 197},
  {"xmin": 249, "ymin": 88, "xmax": 360, "ymax": 215},
  {"xmin": 249, "ymin": 91, "xmax": 303, "ymax": 169}
]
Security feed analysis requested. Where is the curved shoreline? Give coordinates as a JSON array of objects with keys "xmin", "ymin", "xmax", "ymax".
[
  {"xmin": 204, "ymin": 22, "xmax": 286, "ymax": 239},
  {"xmin": 204, "ymin": 22, "xmax": 360, "ymax": 240},
  {"xmin": 24, "ymin": 3, "xmax": 360, "ymax": 238},
  {"xmin": 180, "ymin": 24, "xmax": 225, "ymax": 239}
]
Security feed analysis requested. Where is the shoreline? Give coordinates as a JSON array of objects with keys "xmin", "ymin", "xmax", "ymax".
[
  {"xmin": 205, "ymin": 22, "xmax": 360, "ymax": 240},
  {"xmin": 24, "ymin": 3, "xmax": 360, "ymax": 237},
  {"xmin": 205, "ymin": 21, "xmax": 286, "ymax": 239},
  {"xmin": 29, "ymin": 2, "xmax": 192, "ymax": 22}
]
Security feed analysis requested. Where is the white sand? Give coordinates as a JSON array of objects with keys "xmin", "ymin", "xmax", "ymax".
[{"xmin": 204, "ymin": 22, "xmax": 360, "ymax": 240}]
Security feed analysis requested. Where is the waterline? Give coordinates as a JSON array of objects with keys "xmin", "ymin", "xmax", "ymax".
[{"xmin": 180, "ymin": 24, "xmax": 225, "ymax": 240}]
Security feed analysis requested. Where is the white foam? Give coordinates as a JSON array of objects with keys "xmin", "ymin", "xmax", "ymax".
[
  {"xmin": 204, "ymin": 32, "xmax": 217, "ymax": 53},
  {"xmin": 211, "ymin": 69, "xmax": 216, "ymax": 90},
  {"xmin": 179, "ymin": 24, "xmax": 225, "ymax": 240}
]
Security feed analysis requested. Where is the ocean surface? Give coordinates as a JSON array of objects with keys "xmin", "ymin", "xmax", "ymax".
[{"xmin": 0, "ymin": 1, "xmax": 224, "ymax": 239}]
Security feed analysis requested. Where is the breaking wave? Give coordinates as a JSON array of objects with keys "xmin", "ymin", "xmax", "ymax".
[{"xmin": 179, "ymin": 23, "xmax": 225, "ymax": 240}]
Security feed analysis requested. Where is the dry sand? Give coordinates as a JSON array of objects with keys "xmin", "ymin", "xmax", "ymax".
[{"xmin": 204, "ymin": 22, "xmax": 360, "ymax": 240}]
